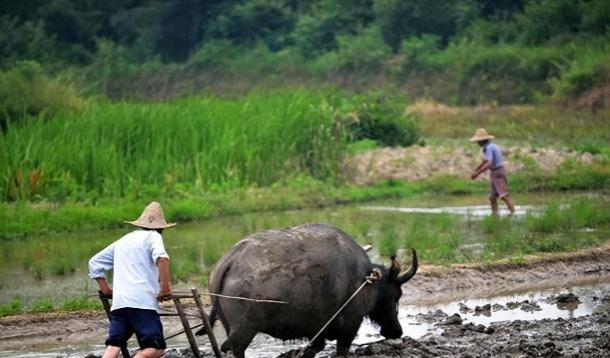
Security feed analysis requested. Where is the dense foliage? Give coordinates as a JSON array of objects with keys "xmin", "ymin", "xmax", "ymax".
[
  {"xmin": 1, "ymin": 0, "xmax": 609, "ymax": 103},
  {"xmin": 0, "ymin": 90, "xmax": 353, "ymax": 201}
]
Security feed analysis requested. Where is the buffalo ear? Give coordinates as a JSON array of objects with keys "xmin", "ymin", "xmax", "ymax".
[{"xmin": 388, "ymin": 255, "xmax": 401, "ymax": 281}]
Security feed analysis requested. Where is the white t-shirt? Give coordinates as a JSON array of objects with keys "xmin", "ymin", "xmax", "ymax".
[{"xmin": 89, "ymin": 229, "xmax": 170, "ymax": 310}]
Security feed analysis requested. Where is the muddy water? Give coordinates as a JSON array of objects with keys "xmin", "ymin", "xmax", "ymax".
[{"xmin": 363, "ymin": 204, "xmax": 536, "ymax": 217}]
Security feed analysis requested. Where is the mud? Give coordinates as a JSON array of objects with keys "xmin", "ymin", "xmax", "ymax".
[
  {"xmin": 1, "ymin": 244, "xmax": 609, "ymax": 357},
  {"xmin": 355, "ymin": 311, "xmax": 610, "ymax": 357}
]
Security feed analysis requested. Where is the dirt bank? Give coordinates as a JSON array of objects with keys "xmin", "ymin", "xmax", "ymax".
[
  {"xmin": 345, "ymin": 145, "xmax": 596, "ymax": 185},
  {"xmin": 406, "ymin": 242, "xmax": 610, "ymax": 305},
  {"xmin": 1, "ymin": 244, "xmax": 609, "ymax": 356}
]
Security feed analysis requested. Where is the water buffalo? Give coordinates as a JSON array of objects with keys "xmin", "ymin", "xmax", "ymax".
[{"xmin": 198, "ymin": 223, "xmax": 417, "ymax": 358}]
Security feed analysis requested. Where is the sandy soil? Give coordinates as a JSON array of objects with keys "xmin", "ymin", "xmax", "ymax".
[{"xmin": 1, "ymin": 243, "xmax": 609, "ymax": 356}]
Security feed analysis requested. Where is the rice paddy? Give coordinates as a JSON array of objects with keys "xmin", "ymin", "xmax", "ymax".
[
  {"xmin": 0, "ymin": 89, "xmax": 347, "ymax": 202},
  {"xmin": 1, "ymin": 193, "xmax": 608, "ymax": 315}
]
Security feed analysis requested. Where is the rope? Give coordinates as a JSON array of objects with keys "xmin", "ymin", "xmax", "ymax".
[
  {"xmin": 172, "ymin": 291, "xmax": 288, "ymax": 304},
  {"xmin": 94, "ymin": 291, "xmax": 287, "ymax": 304},
  {"xmin": 295, "ymin": 269, "xmax": 382, "ymax": 358}
]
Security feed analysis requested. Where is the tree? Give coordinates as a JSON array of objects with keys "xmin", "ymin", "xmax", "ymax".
[{"xmin": 374, "ymin": 0, "xmax": 479, "ymax": 51}]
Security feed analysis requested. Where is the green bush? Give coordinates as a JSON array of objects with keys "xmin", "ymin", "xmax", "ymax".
[
  {"xmin": 342, "ymin": 93, "xmax": 419, "ymax": 147},
  {"xmin": 549, "ymin": 42, "xmax": 610, "ymax": 98},
  {"xmin": 0, "ymin": 61, "xmax": 87, "ymax": 128},
  {"xmin": 313, "ymin": 26, "xmax": 392, "ymax": 74}
]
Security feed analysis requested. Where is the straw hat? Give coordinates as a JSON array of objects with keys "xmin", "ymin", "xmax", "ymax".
[
  {"xmin": 469, "ymin": 128, "xmax": 495, "ymax": 142},
  {"xmin": 125, "ymin": 201, "xmax": 176, "ymax": 229}
]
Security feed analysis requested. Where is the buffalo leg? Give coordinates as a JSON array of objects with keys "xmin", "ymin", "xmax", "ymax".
[
  {"xmin": 336, "ymin": 325, "xmax": 360, "ymax": 356},
  {"xmin": 224, "ymin": 325, "xmax": 256, "ymax": 358}
]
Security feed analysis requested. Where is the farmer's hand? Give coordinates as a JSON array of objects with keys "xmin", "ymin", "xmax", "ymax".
[
  {"xmin": 95, "ymin": 277, "xmax": 113, "ymax": 298},
  {"xmin": 471, "ymin": 172, "xmax": 478, "ymax": 180},
  {"xmin": 158, "ymin": 288, "xmax": 173, "ymax": 302}
]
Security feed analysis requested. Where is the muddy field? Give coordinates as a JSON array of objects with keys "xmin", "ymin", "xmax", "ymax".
[
  {"xmin": 353, "ymin": 310, "xmax": 610, "ymax": 358},
  {"xmin": 1, "ymin": 243, "xmax": 609, "ymax": 357}
]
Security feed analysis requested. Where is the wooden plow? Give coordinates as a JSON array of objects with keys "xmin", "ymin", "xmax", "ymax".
[{"xmin": 99, "ymin": 289, "xmax": 222, "ymax": 358}]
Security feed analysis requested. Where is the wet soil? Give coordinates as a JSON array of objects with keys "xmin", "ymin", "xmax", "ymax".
[
  {"xmin": 353, "ymin": 311, "xmax": 610, "ymax": 357},
  {"xmin": 1, "ymin": 243, "xmax": 609, "ymax": 357}
]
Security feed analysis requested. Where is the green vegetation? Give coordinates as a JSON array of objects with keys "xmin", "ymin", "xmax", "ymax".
[
  {"xmin": 3, "ymin": 194, "xmax": 608, "ymax": 314},
  {"xmin": 2, "ymin": 0, "xmax": 610, "ymax": 318},
  {"xmin": 0, "ymin": 89, "xmax": 424, "ymax": 203},
  {"xmin": 0, "ymin": 296, "xmax": 101, "ymax": 317},
  {"xmin": 1, "ymin": 1, "xmax": 609, "ymax": 103},
  {"xmin": 0, "ymin": 298, "xmax": 22, "ymax": 317}
]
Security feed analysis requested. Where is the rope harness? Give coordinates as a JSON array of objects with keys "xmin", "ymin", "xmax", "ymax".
[{"xmin": 295, "ymin": 268, "xmax": 382, "ymax": 358}]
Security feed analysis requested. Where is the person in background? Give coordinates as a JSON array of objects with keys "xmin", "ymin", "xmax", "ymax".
[
  {"xmin": 470, "ymin": 128, "xmax": 516, "ymax": 215},
  {"xmin": 89, "ymin": 201, "xmax": 176, "ymax": 358}
]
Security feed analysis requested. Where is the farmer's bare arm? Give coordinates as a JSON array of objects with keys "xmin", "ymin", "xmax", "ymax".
[
  {"xmin": 473, "ymin": 159, "xmax": 487, "ymax": 171},
  {"xmin": 95, "ymin": 277, "xmax": 113, "ymax": 297},
  {"xmin": 157, "ymin": 257, "xmax": 172, "ymax": 301},
  {"xmin": 472, "ymin": 160, "xmax": 492, "ymax": 179}
]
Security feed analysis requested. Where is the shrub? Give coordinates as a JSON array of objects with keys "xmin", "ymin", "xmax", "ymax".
[
  {"xmin": 342, "ymin": 93, "xmax": 419, "ymax": 147},
  {"xmin": 313, "ymin": 26, "xmax": 392, "ymax": 74},
  {"xmin": 0, "ymin": 61, "xmax": 87, "ymax": 128},
  {"xmin": 549, "ymin": 42, "xmax": 610, "ymax": 98}
]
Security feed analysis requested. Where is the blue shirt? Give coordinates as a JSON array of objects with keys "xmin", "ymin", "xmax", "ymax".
[
  {"xmin": 89, "ymin": 229, "xmax": 169, "ymax": 311},
  {"xmin": 482, "ymin": 142, "xmax": 504, "ymax": 170}
]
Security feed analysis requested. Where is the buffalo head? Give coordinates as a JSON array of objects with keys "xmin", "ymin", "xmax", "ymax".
[{"xmin": 368, "ymin": 249, "xmax": 418, "ymax": 338}]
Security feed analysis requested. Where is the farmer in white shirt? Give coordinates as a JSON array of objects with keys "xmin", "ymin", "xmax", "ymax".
[
  {"xmin": 470, "ymin": 128, "xmax": 516, "ymax": 215},
  {"xmin": 89, "ymin": 202, "xmax": 176, "ymax": 358}
]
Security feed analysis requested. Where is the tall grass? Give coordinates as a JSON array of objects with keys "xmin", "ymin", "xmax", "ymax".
[{"xmin": 0, "ymin": 90, "xmax": 347, "ymax": 201}]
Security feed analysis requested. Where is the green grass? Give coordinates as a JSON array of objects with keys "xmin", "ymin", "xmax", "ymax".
[
  {"xmin": 0, "ymin": 296, "xmax": 102, "ymax": 316},
  {"xmin": 2, "ymin": 162, "xmax": 609, "ymax": 241},
  {"xmin": 0, "ymin": 89, "xmax": 347, "ymax": 202},
  {"xmin": 0, "ymin": 298, "xmax": 23, "ymax": 317}
]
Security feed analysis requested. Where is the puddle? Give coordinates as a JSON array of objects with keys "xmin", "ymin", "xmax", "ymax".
[{"xmin": 363, "ymin": 204, "xmax": 537, "ymax": 217}]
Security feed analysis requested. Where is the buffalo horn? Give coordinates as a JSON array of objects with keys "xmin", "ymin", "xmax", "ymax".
[{"xmin": 398, "ymin": 249, "xmax": 418, "ymax": 285}]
